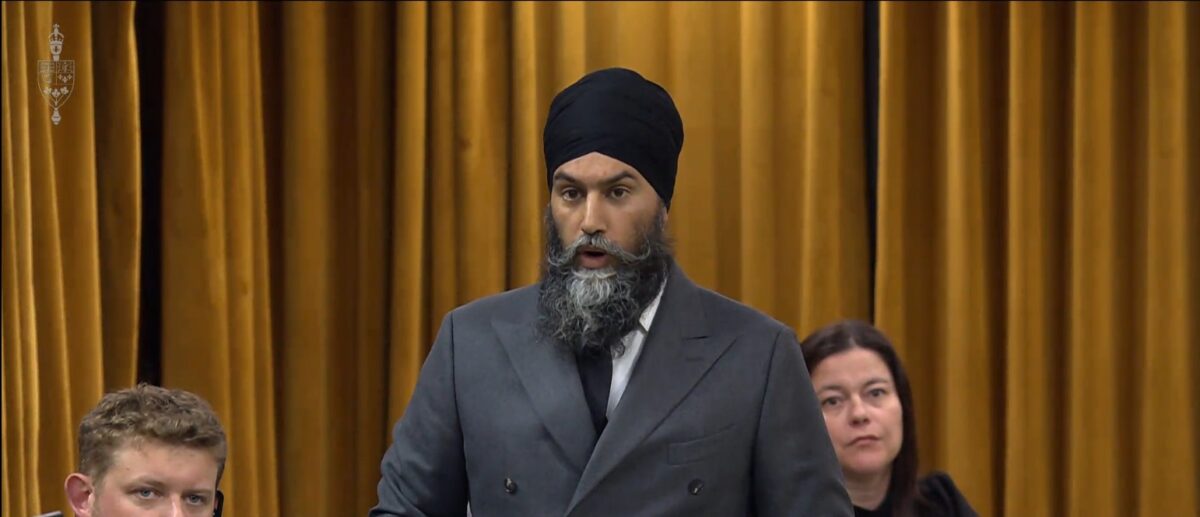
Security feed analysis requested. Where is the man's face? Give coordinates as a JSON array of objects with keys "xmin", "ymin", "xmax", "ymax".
[
  {"xmin": 549, "ymin": 152, "xmax": 665, "ymax": 267},
  {"xmin": 66, "ymin": 441, "xmax": 220, "ymax": 517},
  {"xmin": 539, "ymin": 151, "xmax": 672, "ymax": 356}
]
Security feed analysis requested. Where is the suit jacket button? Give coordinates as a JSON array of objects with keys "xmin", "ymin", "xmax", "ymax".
[
  {"xmin": 504, "ymin": 477, "xmax": 518, "ymax": 494},
  {"xmin": 688, "ymin": 479, "xmax": 704, "ymax": 495}
]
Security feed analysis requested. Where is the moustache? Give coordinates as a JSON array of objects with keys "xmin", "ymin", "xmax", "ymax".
[{"xmin": 547, "ymin": 233, "xmax": 650, "ymax": 269}]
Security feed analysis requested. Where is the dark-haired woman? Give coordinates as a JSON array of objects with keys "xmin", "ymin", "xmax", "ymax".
[{"xmin": 800, "ymin": 320, "xmax": 978, "ymax": 517}]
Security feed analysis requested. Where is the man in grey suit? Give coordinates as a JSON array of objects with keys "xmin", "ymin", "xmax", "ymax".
[{"xmin": 372, "ymin": 67, "xmax": 852, "ymax": 517}]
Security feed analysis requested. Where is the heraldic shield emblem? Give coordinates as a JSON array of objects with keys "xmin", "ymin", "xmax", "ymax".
[{"xmin": 38, "ymin": 24, "xmax": 75, "ymax": 126}]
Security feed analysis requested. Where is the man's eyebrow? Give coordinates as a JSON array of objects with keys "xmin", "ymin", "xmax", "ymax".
[
  {"xmin": 552, "ymin": 171, "xmax": 579, "ymax": 184},
  {"xmin": 603, "ymin": 171, "xmax": 636, "ymax": 185},
  {"xmin": 185, "ymin": 488, "xmax": 216, "ymax": 496},
  {"xmin": 126, "ymin": 477, "xmax": 168, "ymax": 490}
]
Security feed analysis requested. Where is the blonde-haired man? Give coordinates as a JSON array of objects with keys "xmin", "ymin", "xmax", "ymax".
[{"xmin": 64, "ymin": 384, "xmax": 226, "ymax": 517}]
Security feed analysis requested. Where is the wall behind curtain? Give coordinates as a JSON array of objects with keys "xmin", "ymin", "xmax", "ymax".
[
  {"xmin": 2, "ymin": 2, "xmax": 140, "ymax": 516},
  {"xmin": 155, "ymin": 1, "xmax": 869, "ymax": 516},
  {"xmin": 876, "ymin": 2, "xmax": 1199, "ymax": 516}
]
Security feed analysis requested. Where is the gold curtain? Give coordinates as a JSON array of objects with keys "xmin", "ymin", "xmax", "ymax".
[
  {"xmin": 876, "ymin": 2, "xmax": 1199, "ymax": 517},
  {"xmin": 158, "ymin": 2, "xmax": 278, "ymax": 516},
  {"xmin": 7, "ymin": 2, "xmax": 1198, "ymax": 517},
  {"xmin": 2, "ymin": 2, "xmax": 141, "ymax": 516},
  {"xmin": 29, "ymin": 1, "xmax": 1200, "ymax": 517}
]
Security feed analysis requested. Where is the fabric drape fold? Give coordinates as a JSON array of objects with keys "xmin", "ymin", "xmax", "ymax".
[
  {"xmin": 7, "ymin": 2, "xmax": 1193, "ymax": 517},
  {"xmin": 2, "ymin": 2, "xmax": 140, "ymax": 516},
  {"xmin": 159, "ymin": 3, "xmax": 279, "ymax": 516},
  {"xmin": 877, "ymin": 2, "xmax": 1199, "ymax": 516}
]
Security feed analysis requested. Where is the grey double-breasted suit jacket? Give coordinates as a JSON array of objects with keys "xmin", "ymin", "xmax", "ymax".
[{"xmin": 372, "ymin": 264, "xmax": 852, "ymax": 516}]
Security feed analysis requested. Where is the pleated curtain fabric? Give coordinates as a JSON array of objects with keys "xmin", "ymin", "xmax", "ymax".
[
  {"xmin": 2, "ymin": 2, "xmax": 140, "ymax": 516},
  {"xmin": 876, "ymin": 2, "xmax": 1199, "ymax": 516},
  {"xmin": 3, "ymin": 2, "xmax": 1196, "ymax": 517},
  {"xmin": 158, "ymin": 3, "xmax": 279, "ymax": 516}
]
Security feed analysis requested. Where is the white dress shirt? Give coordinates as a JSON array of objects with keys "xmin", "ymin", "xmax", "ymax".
[{"xmin": 606, "ymin": 283, "xmax": 666, "ymax": 416}]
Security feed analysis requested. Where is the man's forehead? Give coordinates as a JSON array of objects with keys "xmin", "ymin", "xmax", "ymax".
[
  {"xmin": 552, "ymin": 152, "xmax": 648, "ymax": 184},
  {"xmin": 104, "ymin": 440, "xmax": 220, "ymax": 484}
]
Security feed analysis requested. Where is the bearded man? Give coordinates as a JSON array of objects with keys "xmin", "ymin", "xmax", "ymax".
[{"xmin": 372, "ymin": 67, "xmax": 851, "ymax": 517}]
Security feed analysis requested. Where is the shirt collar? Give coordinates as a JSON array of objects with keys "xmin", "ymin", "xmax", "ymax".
[{"xmin": 638, "ymin": 279, "xmax": 668, "ymax": 333}]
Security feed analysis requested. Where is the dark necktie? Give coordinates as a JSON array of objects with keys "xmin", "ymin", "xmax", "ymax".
[{"xmin": 577, "ymin": 348, "xmax": 613, "ymax": 437}]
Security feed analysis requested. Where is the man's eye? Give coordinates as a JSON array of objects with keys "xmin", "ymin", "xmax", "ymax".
[
  {"xmin": 186, "ymin": 494, "xmax": 209, "ymax": 505},
  {"xmin": 134, "ymin": 488, "xmax": 158, "ymax": 499},
  {"xmin": 611, "ymin": 187, "xmax": 630, "ymax": 198},
  {"xmin": 561, "ymin": 188, "xmax": 581, "ymax": 201},
  {"xmin": 821, "ymin": 397, "xmax": 841, "ymax": 408}
]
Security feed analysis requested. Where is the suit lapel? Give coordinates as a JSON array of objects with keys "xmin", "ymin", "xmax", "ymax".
[
  {"xmin": 493, "ymin": 318, "xmax": 597, "ymax": 473},
  {"xmin": 566, "ymin": 266, "xmax": 735, "ymax": 514}
]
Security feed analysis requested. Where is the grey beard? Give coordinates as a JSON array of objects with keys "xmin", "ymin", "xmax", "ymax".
[{"xmin": 537, "ymin": 207, "xmax": 672, "ymax": 358}]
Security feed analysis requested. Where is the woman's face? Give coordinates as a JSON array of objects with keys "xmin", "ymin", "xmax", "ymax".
[{"xmin": 810, "ymin": 347, "xmax": 904, "ymax": 480}]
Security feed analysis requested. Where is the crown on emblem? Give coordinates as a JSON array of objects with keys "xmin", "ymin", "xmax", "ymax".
[{"xmin": 49, "ymin": 24, "xmax": 64, "ymax": 60}]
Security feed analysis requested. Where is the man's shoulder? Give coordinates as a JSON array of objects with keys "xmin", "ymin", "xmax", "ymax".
[
  {"xmin": 686, "ymin": 281, "xmax": 792, "ymax": 338},
  {"xmin": 449, "ymin": 283, "xmax": 540, "ymax": 324}
]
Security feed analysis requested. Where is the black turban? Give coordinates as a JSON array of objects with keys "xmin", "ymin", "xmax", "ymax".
[{"xmin": 543, "ymin": 68, "xmax": 684, "ymax": 208}]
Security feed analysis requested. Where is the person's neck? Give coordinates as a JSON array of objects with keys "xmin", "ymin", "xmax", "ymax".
[{"xmin": 845, "ymin": 468, "xmax": 891, "ymax": 510}]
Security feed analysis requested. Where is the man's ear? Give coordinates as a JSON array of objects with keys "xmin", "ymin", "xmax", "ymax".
[{"xmin": 65, "ymin": 473, "xmax": 96, "ymax": 517}]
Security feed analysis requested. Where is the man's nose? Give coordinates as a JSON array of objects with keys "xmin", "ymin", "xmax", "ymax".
[
  {"xmin": 163, "ymin": 496, "xmax": 189, "ymax": 517},
  {"xmin": 580, "ymin": 193, "xmax": 607, "ymax": 235}
]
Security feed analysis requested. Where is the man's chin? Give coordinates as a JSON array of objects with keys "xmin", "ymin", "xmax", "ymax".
[{"xmin": 571, "ymin": 265, "xmax": 618, "ymax": 279}]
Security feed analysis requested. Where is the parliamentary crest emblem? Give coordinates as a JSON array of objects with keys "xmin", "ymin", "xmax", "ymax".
[{"xmin": 38, "ymin": 24, "xmax": 75, "ymax": 126}]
